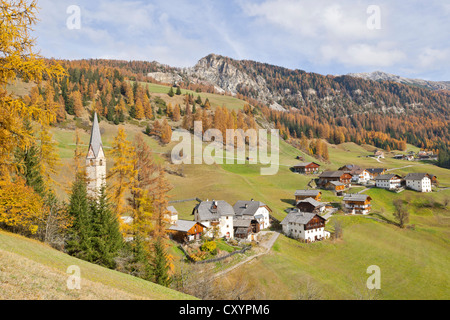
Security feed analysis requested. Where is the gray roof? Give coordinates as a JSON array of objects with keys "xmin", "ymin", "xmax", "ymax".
[
  {"xmin": 233, "ymin": 219, "xmax": 251, "ymax": 228},
  {"xmin": 168, "ymin": 220, "xmax": 198, "ymax": 232},
  {"xmin": 233, "ymin": 200, "xmax": 267, "ymax": 217},
  {"xmin": 328, "ymin": 181, "xmax": 345, "ymax": 186},
  {"xmin": 343, "ymin": 194, "xmax": 371, "ymax": 202},
  {"xmin": 367, "ymin": 168, "xmax": 386, "ymax": 174},
  {"xmin": 404, "ymin": 173, "xmax": 429, "ymax": 180},
  {"xmin": 319, "ymin": 171, "xmax": 345, "ymax": 178},
  {"xmin": 294, "ymin": 162, "xmax": 319, "ymax": 167},
  {"xmin": 87, "ymin": 113, "xmax": 103, "ymax": 158},
  {"xmin": 297, "ymin": 197, "xmax": 325, "ymax": 208},
  {"xmin": 295, "ymin": 190, "xmax": 321, "ymax": 197},
  {"xmin": 195, "ymin": 200, "xmax": 235, "ymax": 221},
  {"xmin": 281, "ymin": 210, "xmax": 319, "ymax": 226},
  {"xmin": 375, "ymin": 174, "xmax": 402, "ymax": 181}
]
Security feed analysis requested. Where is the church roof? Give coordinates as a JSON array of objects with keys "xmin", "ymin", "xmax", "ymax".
[{"xmin": 88, "ymin": 113, "xmax": 103, "ymax": 158}]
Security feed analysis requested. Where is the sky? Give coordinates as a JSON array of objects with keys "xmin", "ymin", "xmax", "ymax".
[{"xmin": 33, "ymin": 0, "xmax": 450, "ymax": 81}]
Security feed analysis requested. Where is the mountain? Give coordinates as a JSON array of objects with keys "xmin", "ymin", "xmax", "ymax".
[
  {"xmin": 147, "ymin": 54, "xmax": 449, "ymax": 118},
  {"xmin": 347, "ymin": 71, "xmax": 450, "ymax": 91}
]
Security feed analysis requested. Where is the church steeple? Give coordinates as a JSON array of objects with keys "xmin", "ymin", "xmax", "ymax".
[{"xmin": 86, "ymin": 113, "xmax": 106, "ymax": 197}]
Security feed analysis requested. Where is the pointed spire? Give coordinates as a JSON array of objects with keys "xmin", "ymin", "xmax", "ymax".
[{"xmin": 88, "ymin": 112, "xmax": 103, "ymax": 158}]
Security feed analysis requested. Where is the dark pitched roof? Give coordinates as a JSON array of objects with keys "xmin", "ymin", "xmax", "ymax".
[
  {"xmin": 281, "ymin": 210, "xmax": 325, "ymax": 225},
  {"xmin": 296, "ymin": 197, "xmax": 326, "ymax": 208},
  {"xmin": 367, "ymin": 168, "xmax": 386, "ymax": 174},
  {"xmin": 343, "ymin": 194, "xmax": 372, "ymax": 202},
  {"xmin": 375, "ymin": 174, "xmax": 402, "ymax": 180},
  {"xmin": 319, "ymin": 171, "xmax": 346, "ymax": 178},
  {"xmin": 293, "ymin": 162, "xmax": 320, "ymax": 167},
  {"xmin": 195, "ymin": 200, "xmax": 235, "ymax": 221},
  {"xmin": 295, "ymin": 190, "xmax": 321, "ymax": 197},
  {"xmin": 404, "ymin": 173, "xmax": 429, "ymax": 180},
  {"xmin": 339, "ymin": 164, "xmax": 361, "ymax": 172},
  {"xmin": 88, "ymin": 113, "xmax": 103, "ymax": 158},
  {"xmin": 233, "ymin": 200, "xmax": 269, "ymax": 216}
]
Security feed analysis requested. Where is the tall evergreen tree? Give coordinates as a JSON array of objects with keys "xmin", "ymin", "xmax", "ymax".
[
  {"xmin": 66, "ymin": 173, "xmax": 93, "ymax": 260},
  {"xmin": 90, "ymin": 185, "xmax": 123, "ymax": 268},
  {"xmin": 149, "ymin": 237, "xmax": 172, "ymax": 287}
]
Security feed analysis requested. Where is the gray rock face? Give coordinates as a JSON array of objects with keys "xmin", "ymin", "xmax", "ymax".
[{"xmin": 184, "ymin": 54, "xmax": 277, "ymax": 104}]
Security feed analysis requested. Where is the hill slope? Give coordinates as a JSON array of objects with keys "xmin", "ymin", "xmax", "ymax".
[{"xmin": 0, "ymin": 230, "xmax": 195, "ymax": 300}]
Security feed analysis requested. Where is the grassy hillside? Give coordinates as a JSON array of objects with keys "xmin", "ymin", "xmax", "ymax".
[
  {"xmin": 7, "ymin": 77, "xmax": 450, "ymax": 300},
  {"xmin": 0, "ymin": 230, "xmax": 196, "ymax": 300}
]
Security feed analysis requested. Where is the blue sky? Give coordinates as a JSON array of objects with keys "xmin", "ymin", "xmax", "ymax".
[{"xmin": 34, "ymin": 0, "xmax": 449, "ymax": 80}]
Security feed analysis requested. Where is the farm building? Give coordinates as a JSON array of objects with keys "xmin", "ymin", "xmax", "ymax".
[
  {"xmin": 296, "ymin": 198, "xmax": 326, "ymax": 214},
  {"xmin": 295, "ymin": 190, "xmax": 322, "ymax": 202},
  {"xmin": 318, "ymin": 171, "xmax": 352, "ymax": 188},
  {"xmin": 168, "ymin": 220, "xmax": 206, "ymax": 243},
  {"xmin": 193, "ymin": 200, "xmax": 235, "ymax": 239},
  {"xmin": 366, "ymin": 168, "xmax": 387, "ymax": 180},
  {"xmin": 404, "ymin": 173, "xmax": 432, "ymax": 192},
  {"xmin": 233, "ymin": 200, "xmax": 272, "ymax": 230},
  {"xmin": 375, "ymin": 174, "xmax": 403, "ymax": 190},
  {"xmin": 233, "ymin": 219, "xmax": 260, "ymax": 240},
  {"xmin": 281, "ymin": 209, "xmax": 329, "ymax": 243},
  {"xmin": 343, "ymin": 194, "xmax": 372, "ymax": 215},
  {"xmin": 325, "ymin": 181, "xmax": 347, "ymax": 196},
  {"xmin": 292, "ymin": 162, "xmax": 321, "ymax": 174}
]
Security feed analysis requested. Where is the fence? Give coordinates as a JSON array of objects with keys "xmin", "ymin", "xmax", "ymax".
[{"xmin": 179, "ymin": 245, "xmax": 251, "ymax": 265}]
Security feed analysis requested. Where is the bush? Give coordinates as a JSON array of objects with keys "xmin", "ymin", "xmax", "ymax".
[{"xmin": 201, "ymin": 241, "xmax": 218, "ymax": 255}]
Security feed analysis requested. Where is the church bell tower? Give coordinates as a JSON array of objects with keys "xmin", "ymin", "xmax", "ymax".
[{"xmin": 86, "ymin": 112, "xmax": 106, "ymax": 197}]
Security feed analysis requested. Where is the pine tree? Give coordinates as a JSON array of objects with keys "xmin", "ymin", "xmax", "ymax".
[
  {"xmin": 90, "ymin": 185, "xmax": 123, "ymax": 268},
  {"xmin": 168, "ymin": 87, "xmax": 175, "ymax": 97},
  {"xmin": 176, "ymin": 87, "xmax": 182, "ymax": 95},
  {"xmin": 66, "ymin": 173, "xmax": 93, "ymax": 260},
  {"xmin": 149, "ymin": 237, "xmax": 172, "ymax": 287}
]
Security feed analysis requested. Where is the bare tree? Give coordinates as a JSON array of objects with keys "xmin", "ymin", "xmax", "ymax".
[
  {"xmin": 393, "ymin": 199, "xmax": 409, "ymax": 228},
  {"xmin": 333, "ymin": 220, "xmax": 344, "ymax": 240}
]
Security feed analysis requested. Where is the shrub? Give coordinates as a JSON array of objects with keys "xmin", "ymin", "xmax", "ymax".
[{"xmin": 201, "ymin": 241, "xmax": 218, "ymax": 255}]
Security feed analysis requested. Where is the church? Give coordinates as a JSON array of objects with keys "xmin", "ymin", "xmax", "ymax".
[{"xmin": 86, "ymin": 113, "xmax": 106, "ymax": 197}]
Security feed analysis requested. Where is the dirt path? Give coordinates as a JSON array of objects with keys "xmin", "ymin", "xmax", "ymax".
[{"xmin": 213, "ymin": 231, "xmax": 280, "ymax": 279}]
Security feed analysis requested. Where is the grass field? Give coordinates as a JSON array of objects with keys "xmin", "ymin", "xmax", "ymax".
[
  {"xmin": 6, "ymin": 79, "xmax": 450, "ymax": 300},
  {"xmin": 0, "ymin": 230, "xmax": 196, "ymax": 300}
]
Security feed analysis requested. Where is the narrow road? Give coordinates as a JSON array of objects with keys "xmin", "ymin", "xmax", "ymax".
[{"xmin": 213, "ymin": 231, "xmax": 280, "ymax": 279}]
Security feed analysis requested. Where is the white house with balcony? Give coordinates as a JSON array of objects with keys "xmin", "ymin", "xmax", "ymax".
[
  {"xmin": 193, "ymin": 200, "xmax": 235, "ymax": 239},
  {"xmin": 375, "ymin": 174, "xmax": 403, "ymax": 190},
  {"xmin": 281, "ymin": 209, "xmax": 329, "ymax": 243},
  {"xmin": 343, "ymin": 194, "xmax": 372, "ymax": 215}
]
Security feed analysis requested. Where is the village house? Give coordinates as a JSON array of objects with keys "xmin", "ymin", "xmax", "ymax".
[
  {"xmin": 233, "ymin": 199, "xmax": 272, "ymax": 230},
  {"xmin": 325, "ymin": 181, "xmax": 346, "ymax": 196},
  {"xmin": 404, "ymin": 173, "xmax": 433, "ymax": 192},
  {"xmin": 296, "ymin": 198, "xmax": 326, "ymax": 214},
  {"xmin": 193, "ymin": 200, "xmax": 235, "ymax": 239},
  {"xmin": 168, "ymin": 220, "xmax": 206, "ymax": 243},
  {"xmin": 318, "ymin": 171, "xmax": 352, "ymax": 188},
  {"xmin": 295, "ymin": 190, "xmax": 322, "ymax": 202},
  {"xmin": 165, "ymin": 206, "xmax": 179, "ymax": 224},
  {"xmin": 281, "ymin": 209, "xmax": 329, "ymax": 243},
  {"xmin": 366, "ymin": 168, "xmax": 387, "ymax": 180},
  {"xmin": 350, "ymin": 169, "xmax": 371, "ymax": 184},
  {"xmin": 375, "ymin": 174, "xmax": 403, "ymax": 190},
  {"xmin": 374, "ymin": 150, "xmax": 385, "ymax": 159},
  {"xmin": 233, "ymin": 219, "xmax": 259, "ymax": 241},
  {"xmin": 292, "ymin": 162, "xmax": 321, "ymax": 174},
  {"xmin": 343, "ymin": 194, "xmax": 372, "ymax": 215}
]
